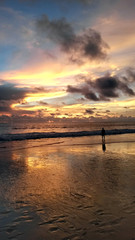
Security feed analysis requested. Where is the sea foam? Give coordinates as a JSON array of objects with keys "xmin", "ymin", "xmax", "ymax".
[{"xmin": 0, "ymin": 129, "xmax": 135, "ymax": 142}]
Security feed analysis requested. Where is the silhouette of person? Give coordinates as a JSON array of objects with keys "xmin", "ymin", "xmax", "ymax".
[{"xmin": 101, "ymin": 128, "xmax": 105, "ymax": 141}]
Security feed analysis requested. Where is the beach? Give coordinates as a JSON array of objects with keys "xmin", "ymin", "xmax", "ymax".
[
  {"xmin": 0, "ymin": 133, "xmax": 135, "ymax": 240},
  {"xmin": 0, "ymin": 0, "xmax": 135, "ymax": 238}
]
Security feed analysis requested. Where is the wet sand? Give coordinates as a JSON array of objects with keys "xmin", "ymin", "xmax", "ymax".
[{"xmin": 0, "ymin": 134, "xmax": 135, "ymax": 240}]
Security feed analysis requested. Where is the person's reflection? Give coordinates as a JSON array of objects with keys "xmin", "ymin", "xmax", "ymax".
[{"xmin": 102, "ymin": 138, "xmax": 106, "ymax": 152}]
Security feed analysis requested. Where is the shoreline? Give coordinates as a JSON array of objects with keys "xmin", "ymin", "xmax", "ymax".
[
  {"xmin": 0, "ymin": 133, "xmax": 135, "ymax": 153},
  {"xmin": 0, "ymin": 128, "xmax": 135, "ymax": 142}
]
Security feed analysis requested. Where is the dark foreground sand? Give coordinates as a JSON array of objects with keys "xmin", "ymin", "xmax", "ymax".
[{"xmin": 0, "ymin": 134, "xmax": 135, "ymax": 240}]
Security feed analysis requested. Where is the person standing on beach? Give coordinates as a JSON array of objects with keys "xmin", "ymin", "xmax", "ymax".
[{"xmin": 101, "ymin": 128, "xmax": 105, "ymax": 141}]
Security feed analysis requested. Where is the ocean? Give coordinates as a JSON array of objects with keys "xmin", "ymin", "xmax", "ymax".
[
  {"xmin": 0, "ymin": 121, "xmax": 135, "ymax": 141},
  {"xmin": 0, "ymin": 121, "xmax": 135, "ymax": 240}
]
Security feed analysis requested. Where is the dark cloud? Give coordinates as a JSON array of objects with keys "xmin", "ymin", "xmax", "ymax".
[
  {"xmin": 0, "ymin": 101, "xmax": 11, "ymax": 113},
  {"xmin": 38, "ymin": 101, "xmax": 48, "ymax": 106},
  {"xmin": 82, "ymin": 29, "xmax": 108, "ymax": 60},
  {"xmin": 0, "ymin": 82, "xmax": 28, "ymax": 113},
  {"xmin": 67, "ymin": 85, "xmax": 99, "ymax": 101},
  {"xmin": 67, "ymin": 74, "xmax": 135, "ymax": 101},
  {"xmin": 85, "ymin": 108, "xmax": 95, "ymax": 114},
  {"xmin": 94, "ymin": 76, "xmax": 119, "ymax": 98},
  {"xmin": 36, "ymin": 15, "xmax": 75, "ymax": 51},
  {"xmin": 0, "ymin": 82, "xmax": 57, "ymax": 114},
  {"xmin": 12, "ymin": 109, "xmax": 36, "ymax": 115},
  {"xmin": 34, "ymin": 86, "xmax": 50, "ymax": 92},
  {"xmin": 93, "ymin": 76, "xmax": 135, "ymax": 98},
  {"xmin": 0, "ymin": 83, "xmax": 27, "ymax": 101},
  {"xmin": 36, "ymin": 15, "xmax": 108, "ymax": 63},
  {"xmin": 119, "ymin": 81, "xmax": 134, "ymax": 96},
  {"xmin": 67, "ymin": 85, "xmax": 82, "ymax": 93},
  {"xmin": 84, "ymin": 91, "xmax": 99, "ymax": 101},
  {"xmin": 120, "ymin": 68, "xmax": 135, "ymax": 84},
  {"xmin": 50, "ymin": 113, "xmax": 55, "ymax": 116}
]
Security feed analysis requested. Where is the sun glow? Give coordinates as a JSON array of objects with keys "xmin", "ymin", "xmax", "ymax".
[{"xmin": 26, "ymin": 91, "xmax": 67, "ymax": 102}]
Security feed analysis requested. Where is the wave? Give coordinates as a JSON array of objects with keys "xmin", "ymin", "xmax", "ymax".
[{"xmin": 0, "ymin": 128, "xmax": 135, "ymax": 142}]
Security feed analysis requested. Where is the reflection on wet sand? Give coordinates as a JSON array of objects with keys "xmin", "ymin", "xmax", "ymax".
[
  {"xmin": 102, "ymin": 138, "xmax": 106, "ymax": 152},
  {"xmin": 0, "ymin": 138, "xmax": 135, "ymax": 240}
]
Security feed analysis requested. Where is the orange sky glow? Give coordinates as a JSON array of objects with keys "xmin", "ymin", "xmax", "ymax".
[{"xmin": 0, "ymin": 0, "xmax": 135, "ymax": 122}]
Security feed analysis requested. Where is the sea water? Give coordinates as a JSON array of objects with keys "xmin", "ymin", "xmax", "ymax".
[
  {"xmin": 0, "ymin": 121, "xmax": 135, "ymax": 140},
  {"xmin": 0, "ymin": 121, "xmax": 135, "ymax": 134},
  {"xmin": 0, "ymin": 121, "xmax": 135, "ymax": 240}
]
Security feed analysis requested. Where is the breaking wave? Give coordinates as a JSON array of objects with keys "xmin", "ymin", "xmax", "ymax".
[{"xmin": 0, "ymin": 129, "xmax": 135, "ymax": 142}]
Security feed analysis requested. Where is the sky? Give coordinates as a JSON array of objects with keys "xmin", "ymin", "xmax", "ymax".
[{"xmin": 0, "ymin": 0, "xmax": 135, "ymax": 122}]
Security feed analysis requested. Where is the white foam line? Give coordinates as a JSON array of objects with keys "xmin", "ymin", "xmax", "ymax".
[{"xmin": 0, "ymin": 129, "xmax": 135, "ymax": 142}]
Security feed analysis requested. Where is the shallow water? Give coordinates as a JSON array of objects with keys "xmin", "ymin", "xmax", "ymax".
[
  {"xmin": 0, "ymin": 135, "xmax": 135, "ymax": 240},
  {"xmin": 0, "ymin": 121, "xmax": 135, "ymax": 135}
]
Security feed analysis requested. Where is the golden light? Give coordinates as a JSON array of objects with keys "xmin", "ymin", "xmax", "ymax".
[
  {"xmin": 25, "ymin": 91, "xmax": 67, "ymax": 102},
  {"xmin": 27, "ymin": 156, "xmax": 44, "ymax": 169}
]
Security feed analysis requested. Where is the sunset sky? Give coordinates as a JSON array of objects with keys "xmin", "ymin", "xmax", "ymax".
[{"xmin": 0, "ymin": 0, "xmax": 135, "ymax": 122}]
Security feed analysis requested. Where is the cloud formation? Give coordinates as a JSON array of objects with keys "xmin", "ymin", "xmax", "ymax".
[
  {"xmin": 0, "ymin": 101, "xmax": 11, "ymax": 113},
  {"xmin": 85, "ymin": 108, "xmax": 95, "ymax": 114},
  {"xmin": 36, "ymin": 15, "xmax": 108, "ymax": 63},
  {"xmin": 0, "ymin": 82, "xmax": 60, "ymax": 113},
  {"xmin": 0, "ymin": 82, "xmax": 28, "ymax": 113},
  {"xmin": 0, "ymin": 82, "xmax": 27, "ymax": 101},
  {"xmin": 126, "ymin": 68, "xmax": 135, "ymax": 83},
  {"xmin": 67, "ymin": 85, "xmax": 99, "ymax": 101},
  {"xmin": 67, "ymin": 73, "xmax": 135, "ymax": 101}
]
